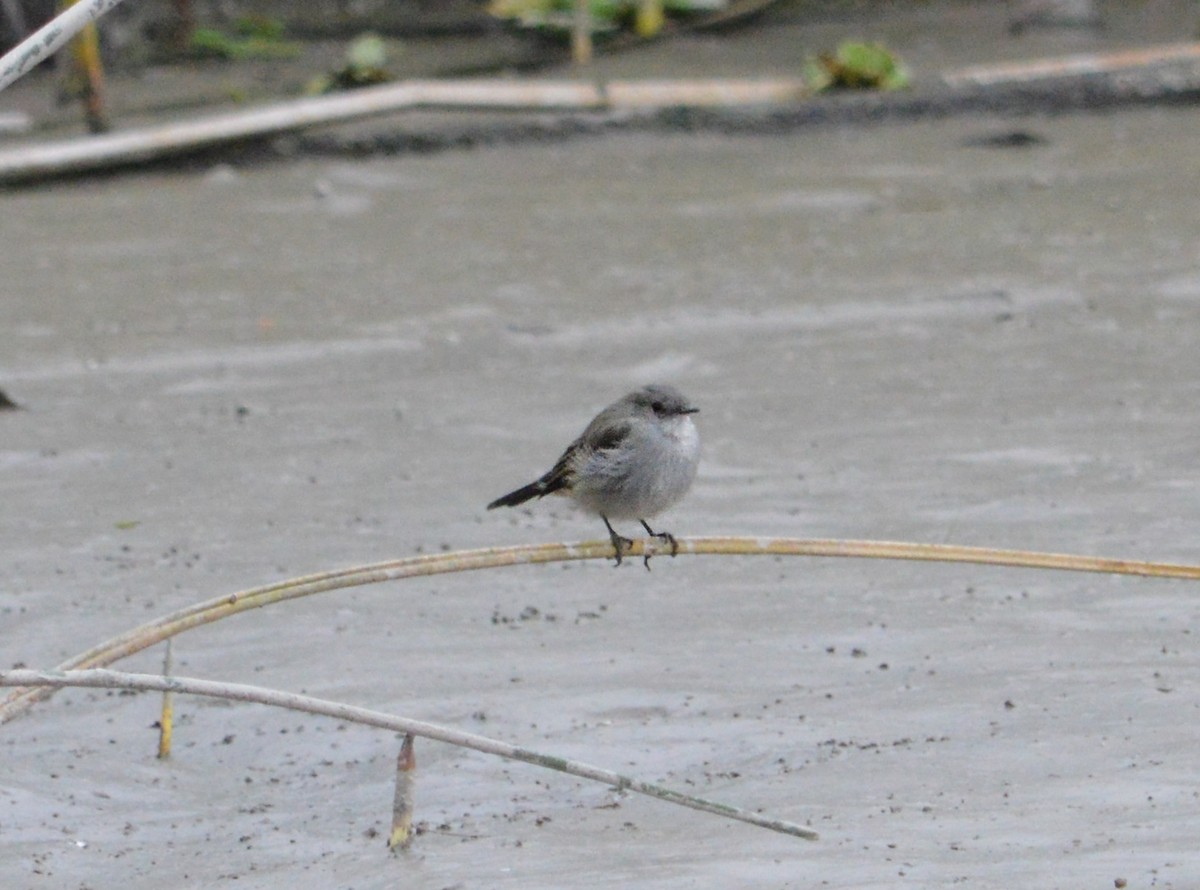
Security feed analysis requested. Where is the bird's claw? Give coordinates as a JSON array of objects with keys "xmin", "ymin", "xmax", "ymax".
[
  {"xmin": 608, "ymin": 532, "xmax": 634, "ymax": 567},
  {"xmin": 639, "ymin": 525, "xmax": 679, "ymax": 570},
  {"xmin": 655, "ymin": 531, "xmax": 679, "ymax": 556},
  {"xmin": 605, "ymin": 519, "xmax": 680, "ymax": 569}
]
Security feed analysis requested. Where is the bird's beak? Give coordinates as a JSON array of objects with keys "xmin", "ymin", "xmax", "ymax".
[{"xmin": 682, "ymin": 406, "xmax": 699, "ymax": 415}]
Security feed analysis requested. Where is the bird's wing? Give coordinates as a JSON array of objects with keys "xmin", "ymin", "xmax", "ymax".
[
  {"xmin": 542, "ymin": 416, "xmax": 632, "ymax": 489},
  {"xmin": 585, "ymin": 418, "xmax": 633, "ymax": 455},
  {"xmin": 488, "ymin": 414, "xmax": 635, "ymax": 509}
]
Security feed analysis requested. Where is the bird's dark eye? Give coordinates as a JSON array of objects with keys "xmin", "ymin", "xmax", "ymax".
[{"xmin": 650, "ymin": 401, "xmax": 664, "ymax": 413}]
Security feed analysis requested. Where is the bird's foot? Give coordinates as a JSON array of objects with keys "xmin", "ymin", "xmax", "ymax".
[
  {"xmin": 639, "ymin": 521, "xmax": 679, "ymax": 570},
  {"xmin": 603, "ymin": 517, "xmax": 634, "ymax": 567}
]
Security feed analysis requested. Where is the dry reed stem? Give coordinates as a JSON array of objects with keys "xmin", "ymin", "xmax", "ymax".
[
  {"xmin": 0, "ymin": 668, "xmax": 819, "ymax": 841},
  {"xmin": 3, "ymin": 536, "xmax": 1199, "ymax": 725}
]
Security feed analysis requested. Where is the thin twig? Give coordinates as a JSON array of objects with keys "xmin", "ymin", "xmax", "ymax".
[
  {"xmin": 3, "ymin": 537, "xmax": 1199, "ymax": 725},
  {"xmin": 0, "ymin": 668, "xmax": 819, "ymax": 841}
]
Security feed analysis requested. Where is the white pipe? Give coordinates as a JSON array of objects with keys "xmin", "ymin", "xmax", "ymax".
[
  {"xmin": 0, "ymin": 0, "xmax": 129, "ymax": 93},
  {"xmin": 0, "ymin": 78, "xmax": 810, "ymax": 183}
]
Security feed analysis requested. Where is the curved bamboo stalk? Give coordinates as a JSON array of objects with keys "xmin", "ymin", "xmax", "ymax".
[
  {"xmin": 3, "ymin": 536, "xmax": 1198, "ymax": 724},
  {"xmin": 0, "ymin": 668, "xmax": 819, "ymax": 841}
]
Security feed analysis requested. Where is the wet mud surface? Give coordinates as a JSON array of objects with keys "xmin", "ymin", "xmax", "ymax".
[{"xmin": 3, "ymin": 11, "xmax": 1200, "ymax": 887}]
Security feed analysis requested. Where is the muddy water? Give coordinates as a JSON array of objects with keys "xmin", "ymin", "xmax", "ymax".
[{"xmin": 3, "ymin": 106, "xmax": 1200, "ymax": 888}]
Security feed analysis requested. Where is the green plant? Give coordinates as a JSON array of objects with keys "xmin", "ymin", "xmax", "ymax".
[
  {"xmin": 306, "ymin": 33, "xmax": 395, "ymax": 95},
  {"xmin": 804, "ymin": 41, "xmax": 910, "ymax": 92}
]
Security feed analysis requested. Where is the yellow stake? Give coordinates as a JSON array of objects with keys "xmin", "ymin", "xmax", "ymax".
[
  {"xmin": 59, "ymin": 1, "xmax": 109, "ymax": 132},
  {"xmin": 388, "ymin": 734, "xmax": 416, "ymax": 851},
  {"xmin": 157, "ymin": 638, "xmax": 174, "ymax": 759}
]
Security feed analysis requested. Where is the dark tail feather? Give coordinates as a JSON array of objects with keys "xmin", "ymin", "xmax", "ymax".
[{"xmin": 487, "ymin": 474, "xmax": 565, "ymax": 510}]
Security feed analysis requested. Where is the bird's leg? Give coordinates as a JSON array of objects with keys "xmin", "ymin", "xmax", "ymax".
[
  {"xmin": 639, "ymin": 520, "xmax": 678, "ymax": 569},
  {"xmin": 602, "ymin": 516, "xmax": 633, "ymax": 567}
]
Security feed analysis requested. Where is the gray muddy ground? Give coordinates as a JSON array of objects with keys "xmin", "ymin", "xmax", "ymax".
[{"xmin": 3, "ymin": 7, "xmax": 1200, "ymax": 890}]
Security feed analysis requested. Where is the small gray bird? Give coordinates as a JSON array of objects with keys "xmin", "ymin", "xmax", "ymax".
[{"xmin": 487, "ymin": 384, "xmax": 700, "ymax": 568}]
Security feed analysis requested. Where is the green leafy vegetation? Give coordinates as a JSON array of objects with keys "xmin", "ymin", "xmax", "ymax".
[
  {"xmin": 306, "ymin": 33, "xmax": 395, "ymax": 94},
  {"xmin": 189, "ymin": 17, "xmax": 301, "ymax": 61},
  {"xmin": 804, "ymin": 41, "xmax": 910, "ymax": 92},
  {"xmin": 488, "ymin": 0, "xmax": 726, "ymax": 39}
]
